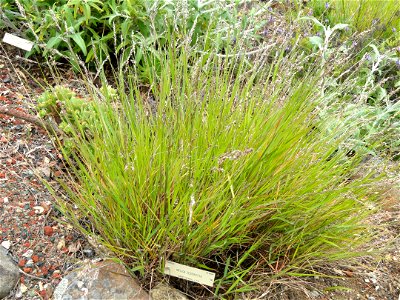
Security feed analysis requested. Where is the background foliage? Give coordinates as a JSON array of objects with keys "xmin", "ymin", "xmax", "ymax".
[{"xmin": 0, "ymin": 0, "xmax": 265, "ymax": 78}]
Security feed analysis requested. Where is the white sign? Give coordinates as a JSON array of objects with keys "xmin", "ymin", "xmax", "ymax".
[
  {"xmin": 164, "ymin": 260, "xmax": 216, "ymax": 287},
  {"xmin": 2, "ymin": 33, "xmax": 34, "ymax": 51}
]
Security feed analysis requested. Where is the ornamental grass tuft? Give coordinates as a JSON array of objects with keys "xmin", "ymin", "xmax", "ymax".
[{"xmin": 53, "ymin": 47, "xmax": 382, "ymax": 297}]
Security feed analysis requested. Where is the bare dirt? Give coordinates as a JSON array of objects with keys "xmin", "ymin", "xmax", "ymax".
[{"xmin": 0, "ymin": 44, "xmax": 99, "ymax": 300}]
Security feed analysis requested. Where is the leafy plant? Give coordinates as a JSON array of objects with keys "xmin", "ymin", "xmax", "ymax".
[
  {"xmin": 321, "ymin": 44, "xmax": 400, "ymax": 160},
  {"xmin": 37, "ymin": 85, "xmax": 100, "ymax": 155},
  {"xmin": 1, "ymin": 0, "xmax": 265, "ymax": 80},
  {"xmin": 298, "ymin": 16, "xmax": 348, "ymax": 64},
  {"xmin": 306, "ymin": 0, "xmax": 400, "ymax": 39}
]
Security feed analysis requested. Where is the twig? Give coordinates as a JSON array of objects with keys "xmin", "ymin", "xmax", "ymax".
[
  {"xmin": 19, "ymin": 269, "xmax": 49, "ymax": 281},
  {"xmin": 0, "ymin": 105, "xmax": 62, "ymax": 135}
]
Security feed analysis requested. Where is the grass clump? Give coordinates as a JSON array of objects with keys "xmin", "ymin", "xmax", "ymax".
[
  {"xmin": 307, "ymin": 0, "xmax": 400, "ymax": 38},
  {"xmin": 52, "ymin": 46, "xmax": 382, "ymax": 297}
]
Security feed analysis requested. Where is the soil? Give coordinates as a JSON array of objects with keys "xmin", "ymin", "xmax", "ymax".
[
  {"xmin": 0, "ymin": 44, "xmax": 100, "ymax": 300},
  {"xmin": 0, "ymin": 42, "xmax": 399, "ymax": 300}
]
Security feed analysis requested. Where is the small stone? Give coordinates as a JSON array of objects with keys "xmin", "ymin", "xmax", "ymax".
[
  {"xmin": 1, "ymin": 240, "xmax": 11, "ymax": 250},
  {"xmin": 57, "ymin": 238, "xmax": 65, "ymax": 250},
  {"xmin": 39, "ymin": 290, "xmax": 47, "ymax": 298},
  {"xmin": 33, "ymin": 206, "xmax": 45, "ymax": 214},
  {"xmin": 18, "ymin": 259, "xmax": 26, "ymax": 267},
  {"xmin": 19, "ymin": 283, "xmax": 28, "ymax": 294},
  {"xmin": 83, "ymin": 248, "xmax": 95, "ymax": 258},
  {"xmin": 44, "ymin": 226, "xmax": 54, "ymax": 236},
  {"xmin": 25, "ymin": 259, "xmax": 34, "ymax": 267},
  {"xmin": 15, "ymin": 289, "xmax": 23, "ymax": 299},
  {"xmin": 22, "ymin": 249, "xmax": 33, "ymax": 258},
  {"xmin": 41, "ymin": 202, "xmax": 51, "ymax": 213},
  {"xmin": 40, "ymin": 266, "xmax": 49, "ymax": 276},
  {"xmin": 150, "ymin": 283, "xmax": 188, "ymax": 300},
  {"xmin": 37, "ymin": 167, "xmax": 51, "ymax": 178},
  {"xmin": 77, "ymin": 281, "xmax": 84, "ymax": 289},
  {"xmin": 0, "ymin": 250, "xmax": 20, "ymax": 298}
]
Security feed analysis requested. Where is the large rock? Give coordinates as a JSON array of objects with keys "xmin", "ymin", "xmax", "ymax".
[
  {"xmin": 53, "ymin": 260, "xmax": 148, "ymax": 300},
  {"xmin": 0, "ymin": 247, "xmax": 20, "ymax": 298},
  {"xmin": 150, "ymin": 283, "xmax": 188, "ymax": 300}
]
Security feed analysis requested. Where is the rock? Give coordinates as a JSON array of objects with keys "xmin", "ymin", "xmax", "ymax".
[
  {"xmin": 21, "ymin": 249, "xmax": 33, "ymax": 258},
  {"xmin": 150, "ymin": 283, "xmax": 188, "ymax": 300},
  {"xmin": 53, "ymin": 260, "xmax": 148, "ymax": 300},
  {"xmin": 43, "ymin": 226, "xmax": 54, "ymax": 236},
  {"xmin": 0, "ymin": 250, "xmax": 20, "ymax": 298},
  {"xmin": 2, "ymin": 77, "xmax": 11, "ymax": 83},
  {"xmin": 82, "ymin": 248, "xmax": 95, "ymax": 258},
  {"xmin": 1, "ymin": 240, "xmax": 11, "ymax": 250}
]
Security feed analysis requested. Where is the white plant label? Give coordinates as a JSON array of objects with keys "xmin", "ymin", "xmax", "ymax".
[
  {"xmin": 2, "ymin": 33, "xmax": 34, "ymax": 51},
  {"xmin": 164, "ymin": 260, "xmax": 215, "ymax": 287}
]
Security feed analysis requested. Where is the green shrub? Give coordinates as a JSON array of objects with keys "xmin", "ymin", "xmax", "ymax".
[
  {"xmin": 295, "ymin": 12, "xmax": 400, "ymax": 160},
  {"xmin": 1, "ymin": 0, "xmax": 265, "ymax": 78},
  {"xmin": 50, "ymin": 47, "xmax": 382, "ymax": 297},
  {"xmin": 307, "ymin": 0, "xmax": 400, "ymax": 40},
  {"xmin": 36, "ymin": 85, "xmax": 101, "ymax": 155}
]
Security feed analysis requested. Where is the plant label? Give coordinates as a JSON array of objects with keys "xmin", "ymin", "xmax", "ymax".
[
  {"xmin": 164, "ymin": 260, "xmax": 215, "ymax": 287},
  {"xmin": 2, "ymin": 33, "xmax": 34, "ymax": 51}
]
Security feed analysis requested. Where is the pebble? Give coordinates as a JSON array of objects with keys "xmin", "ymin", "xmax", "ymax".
[
  {"xmin": 15, "ymin": 289, "xmax": 23, "ymax": 299},
  {"xmin": 19, "ymin": 284, "xmax": 27, "ymax": 294},
  {"xmin": 44, "ymin": 226, "xmax": 54, "ymax": 236},
  {"xmin": 83, "ymin": 249, "xmax": 95, "ymax": 258},
  {"xmin": 22, "ymin": 249, "xmax": 33, "ymax": 258},
  {"xmin": 1, "ymin": 240, "xmax": 11, "ymax": 250},
  {"xmin": 18, "ymin": 259, "xmax": 26, "ymax": 267},
  {"xmin": 25, "ymin": 259, "xmax": 34, "ymax": 267},
  {"xmin": 33, "ymin": 206, "xmax": 45, "ymax": 214}
]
